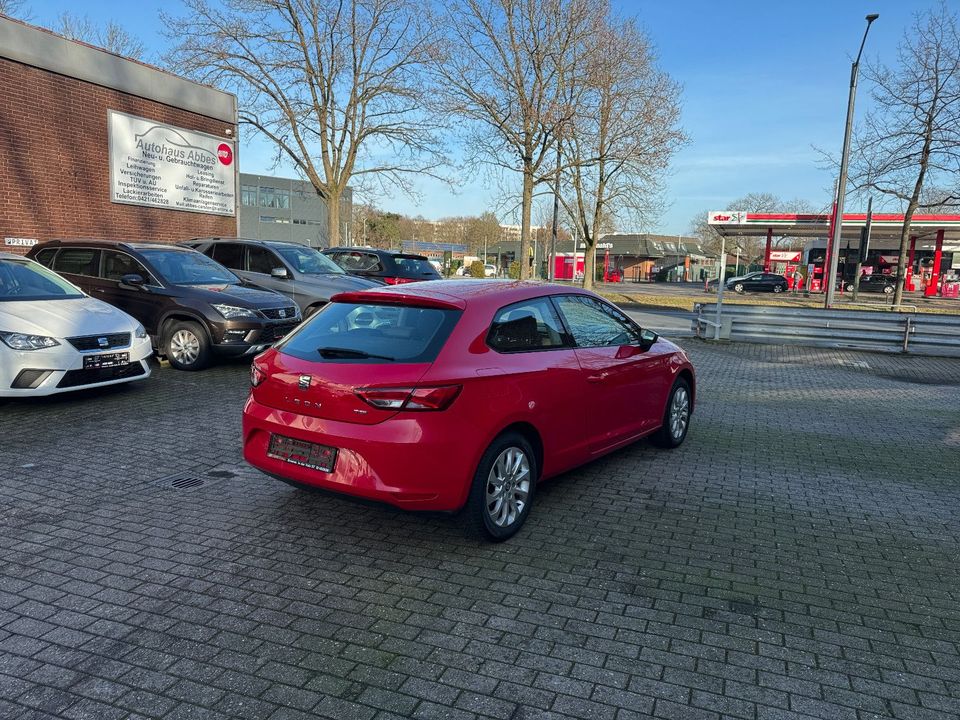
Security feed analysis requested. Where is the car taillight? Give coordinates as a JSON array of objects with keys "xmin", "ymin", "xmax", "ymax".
[
  {"xmin": 250, "ymin": 362, "xmax": 267, "ymax": 387},
  {"xmin": 382, "ymin": 277, "xmax": 415, "ymax": 285},
  {"xmin": 356, "ymin": 385, "xmax": 461, "ymax": 411}
]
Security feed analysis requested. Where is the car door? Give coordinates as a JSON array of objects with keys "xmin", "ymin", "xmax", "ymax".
[
  {"xmin": 553, "ymin": 294, "xmax": 670, "ymax": 452},
  {"xmin": 246, "ymin": 245, "xmax": 295, "ymax": 302},
  {"xmin": 485, "ymin": 297, "xmax": 589, "ymax": 475},
  {"xmin": 98, "ymin": 250, "xmax": 162, "ymax": 331},
  {"xmin": 50, "ymin": 247, "xmax": 101, "ymax": 295},
  {"xmin": 209, "ymin": 242, "xmax": 248, "ymax": 281}
]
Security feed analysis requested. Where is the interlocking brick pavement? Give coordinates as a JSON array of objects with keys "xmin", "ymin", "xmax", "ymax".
[{"xmin": 1, "ymin": 342, "xmax": 959, "ymax": 720}]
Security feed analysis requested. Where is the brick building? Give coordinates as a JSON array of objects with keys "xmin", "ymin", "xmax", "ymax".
[{"xmin": 0, "ymin": 16, "xmax": 238, "ymax": 255}]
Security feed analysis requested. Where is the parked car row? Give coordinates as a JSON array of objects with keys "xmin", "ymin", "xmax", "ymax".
[
  {"xmin": 4, "ymin": 243, "xmax": 698, "ymax": 542},
  {"xmin": 2, "ymin": 239, "xmax": 441, "ymax": 396}
]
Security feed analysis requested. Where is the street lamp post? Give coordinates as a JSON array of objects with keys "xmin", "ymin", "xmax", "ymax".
[{"xmin": 825, "ymin": 13, "xmax": 879, "ymax": 309}]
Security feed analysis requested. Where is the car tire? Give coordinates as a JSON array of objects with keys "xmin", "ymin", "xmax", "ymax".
[
  {"xmin": 846, "ymin": 283, "xmax": 855, "ymax": 292},
  {"xmin": 464, "ymin": 432, "xmax": 537, "ymax": 542},
  {"xmin": 773, "ymin": 284, "xmax": 784, "ymax": 293},
  {"xmin": 651, "ymin": 377, "xmax": 692, "ymax": 449},
  {"xmin": 734, "ymin": 283, "xmax": 745, "ymax": 293},
  {"xmin": 883, "ymin": 285, "xmax": 894, "ymax": 295},
  {"xmin": 304, "ymin": 303, "xmax": 325, "ymax": 319},
  {"xmin": 164, "ymin": 320, "xmax": 211, "ymax": 371}
]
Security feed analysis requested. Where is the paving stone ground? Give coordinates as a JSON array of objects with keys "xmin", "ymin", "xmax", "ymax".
[{"xmin": 1, "ymin": 341, "xmax": 960, "ymax": 720}]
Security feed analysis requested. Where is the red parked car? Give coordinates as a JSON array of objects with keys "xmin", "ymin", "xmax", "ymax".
[{"xmin": 243, "ymin": 281, "xmax": 696, "ymax": 540}]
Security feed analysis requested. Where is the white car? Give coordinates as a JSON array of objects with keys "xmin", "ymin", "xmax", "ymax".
[{"xmin": 0, "ymin": 253, "xmax": 152, "ymax": 397}]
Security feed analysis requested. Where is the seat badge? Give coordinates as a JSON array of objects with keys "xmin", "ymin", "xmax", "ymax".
[{"xmin": 298, "ymin": 375, "xmax": 312, "ymax": 391}]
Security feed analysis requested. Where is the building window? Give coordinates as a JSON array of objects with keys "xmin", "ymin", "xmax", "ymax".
[
  {"xmin": 260, "ymin": 187, "xmax": 290, "ymax": 209},
  {"xmin": 241, "ymin": 185, "xmax": 257, "ymax": 206},
  {"xmin": 259, "ymin": 215, "xmax": 290, "ymax": 224}
]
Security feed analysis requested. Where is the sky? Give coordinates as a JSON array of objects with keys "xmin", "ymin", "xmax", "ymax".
[{"xmin": 15, "ymin": 0, "xmax": 936, "ymax": 234}]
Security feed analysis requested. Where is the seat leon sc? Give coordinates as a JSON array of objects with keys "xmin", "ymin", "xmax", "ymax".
[
  {"xmin": 242, "ymin": 280, "xmax": 696, "ymax": 541},
  {"xmin": 0, "ymin": 253, "xmax": 152, "ymax": 397}
]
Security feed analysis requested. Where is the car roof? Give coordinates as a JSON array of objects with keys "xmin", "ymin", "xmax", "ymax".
[
  {"xmin": 332, "ymin": 280, "xmax": 593, "ymax": 312},
  {"xmin": 325, "ymin": 247, "xmax": 428, "ymax": 259},
  {"xmin": 189, "ymin": 237, "xmax": 308, "ymax": 249},
  {"xmin": 0, "ymin": 251, "xmax": 33, "ymax": 261},
  {"xmin": 36, "ymin": 239, "xmax": 196, "ymax": 252}
]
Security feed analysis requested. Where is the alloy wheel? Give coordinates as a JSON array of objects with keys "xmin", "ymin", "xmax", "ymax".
[
  {"xmin": 485, "ymin": 447, "xmax": 530, "ymax": 528},
  {"xmin": 170, "ymin": 330, "xmax": 200, "ymax": 365},
  {"xmin": 669, "ymin": 386, "xmax": 690, "ymax": 440}
]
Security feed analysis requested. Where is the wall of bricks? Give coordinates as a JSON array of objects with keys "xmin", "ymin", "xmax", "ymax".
[{"xmin": 0, "ymin": 57, "xmax": 237, "ymax": 255}]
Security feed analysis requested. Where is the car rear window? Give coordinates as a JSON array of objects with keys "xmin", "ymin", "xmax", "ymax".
[
  {"xmin": 278, "ymin": 302, "xmax": 462, "ymax": 363},
  {"xmin": 393, "ymin": 256, "xmax": 439, "ymax": 277}
]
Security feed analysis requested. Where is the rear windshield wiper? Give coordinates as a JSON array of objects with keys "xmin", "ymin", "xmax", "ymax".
[{"xmin": 317, "ymin": 346, "xmax": 395, "ymax": 361}]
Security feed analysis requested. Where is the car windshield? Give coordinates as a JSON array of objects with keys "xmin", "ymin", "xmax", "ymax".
[
  {"xmin": 140, "ymin": 249, "xmax": 239, "ymax": 285},
  {"xmin": 278, "ymin": 302, "xmax": 461, "ymax": 363},
  {"xmin": 273, "ymin": 245, "xmax": 345, "ymax": 275},
  {"xmin": 0, "ymin": 258, "xmax": 84, "ymax": 301}
]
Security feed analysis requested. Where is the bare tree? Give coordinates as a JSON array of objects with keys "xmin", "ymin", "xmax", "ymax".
[
  {"xmin": 559, "ymin": 10, "xmax": 684, "ymax": 289},
  {"xmin": 847, "ymin": 2, "xmax": 960, "ymax": 305},
  {"xmin": 432, "ymin": 0, "xmax": 594, "ymax": 279},
  {"xmin": 0, "ymin": 0, "xmax": 29, "ymax": 19},
  {"xmin": 56, "ymin": 12, "xmax": 146, "ymax": 59},
  {"xmin": 165, "ymin": 0, "xmax": 445, "ymax": 248}
]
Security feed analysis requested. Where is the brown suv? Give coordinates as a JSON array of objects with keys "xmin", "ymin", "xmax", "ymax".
[{"xmin": 29, "ymin": 240, "xmax": 301, "ymax": 370}]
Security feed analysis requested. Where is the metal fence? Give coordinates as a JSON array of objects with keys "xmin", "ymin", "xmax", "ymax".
[{"xmin": 693, "ymin": 303, "xmax": 960, "ymax": 357}]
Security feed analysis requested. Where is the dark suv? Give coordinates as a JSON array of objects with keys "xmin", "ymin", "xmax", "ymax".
[
  {"xmin": 28, "ymin": 240, "xmax": 301, "ymax": 370},
  {"xmin": 184, "ymin": 238, "xmax": 377, "ymax": 317},
  {"xmin": 322, "ymin": 247, "xmax": 441, "ymax": 284}
]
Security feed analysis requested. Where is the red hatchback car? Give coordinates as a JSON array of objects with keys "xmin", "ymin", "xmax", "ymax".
[{"xmin": 243, "ymin": 281, "xmax": 695, "ymax": 540}]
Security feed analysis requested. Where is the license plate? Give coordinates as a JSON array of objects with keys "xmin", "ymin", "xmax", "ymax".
[
  {"xmin": 83, "ymin": 352, "xmax": 129, "ymax": 369},
  {"xmin": 267, "ymin": 434, "xmax": 338, "ymax": 473}
]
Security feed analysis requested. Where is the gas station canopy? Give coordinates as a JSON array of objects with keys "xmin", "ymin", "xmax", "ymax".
[{"xmin": 707, "ymin": 211, "xmax": 960, "ymax": 246}]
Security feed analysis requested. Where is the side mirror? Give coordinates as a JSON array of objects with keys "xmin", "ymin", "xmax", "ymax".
[
  {"xmin": 120, "ymin": 273, "xmax": 145, "ymax": 289},
  {"xmin": 639, "ymin": 328, "xmax": 658, "ymax": 351},
  {"xmin": 271, "ymin": 267, "xmax": 289, "ymax": 279}
]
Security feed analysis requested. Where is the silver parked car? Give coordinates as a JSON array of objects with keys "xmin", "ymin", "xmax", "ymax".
[{"xmin": 185, "ymin": 238, "xmax": 378, "ymax": 317}]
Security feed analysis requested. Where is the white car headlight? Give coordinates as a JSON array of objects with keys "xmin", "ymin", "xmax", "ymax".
[
  {"xmin": 135, "ymin": 324, "xmax": 148, "ymax": 339},
  {"xmin": 212, "ymin": 304, "xmax": 259, "ymax": 319},
  {"xmin": 0, "ymin": 331, "xmax": 61, "ymax": 351}
]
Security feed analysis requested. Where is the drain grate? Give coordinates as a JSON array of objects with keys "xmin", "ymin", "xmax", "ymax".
[{"xmin": 157, "ymin": 472, "xmax": 207, "ymax": 491}]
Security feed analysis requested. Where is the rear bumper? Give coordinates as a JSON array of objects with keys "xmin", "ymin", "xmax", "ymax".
[{"xmin": 242, "ymin": 395, "xmax": 472, "ymax": 511}]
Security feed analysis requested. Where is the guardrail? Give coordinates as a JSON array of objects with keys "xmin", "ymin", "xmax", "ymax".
[{"xmin": 693, "ymin": 303, "xmax": 960, "ymax": 357}]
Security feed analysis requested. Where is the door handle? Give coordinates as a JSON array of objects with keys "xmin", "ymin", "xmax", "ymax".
[
  {"xmin": 587, "ymin": 372, "xmax": 610, "ymax": 383},
  {"xmin": 92, "ymin": 288, "xmax": 106, "ymax": 294}
]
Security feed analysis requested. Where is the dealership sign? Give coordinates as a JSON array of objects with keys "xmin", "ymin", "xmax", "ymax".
[
  {"xmin": 769, "ymin": 250, "xmax": 801, "ymax": 262},
  {"xmin": 108, "ymin": 111, "xmax": 235, "ymax": 216}
]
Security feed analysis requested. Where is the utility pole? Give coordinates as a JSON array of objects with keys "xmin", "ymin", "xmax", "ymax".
[
  {"xmin": 852, "ymin": 196, "xmax": 873, "ymax": 302},
  {"xmin": 825, "ymin": 13, "xmax": 879, "ymax": 308}
]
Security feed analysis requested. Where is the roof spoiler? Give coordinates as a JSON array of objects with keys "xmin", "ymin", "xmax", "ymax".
[{"xmin": 330, "ymin": 290, "xmax": 466, "ymax": 310}]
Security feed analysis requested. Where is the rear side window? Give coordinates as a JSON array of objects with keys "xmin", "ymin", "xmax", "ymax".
[
  {"xmin": 278, "ymin": 303, "xmax": 461, "ymax": 364},
  {"xmin": 393, "ymin": 256, "xmax": 438, "ymax": 277},
  {"xmin": 487, "ymin": 298, "xmax": 569, "ymax": 352},
  {"xmin": 53, "ymin": 248, "xmax": 100, "ymax": 277},
  {"xmin": 211, "ymin": 243, "xmax": 244, "ymax": 270},
  {"xmin": 33, "ymin": 248, "xmax": 57, "ymax": 267},
  {"xmin": 336, "ymin": 252, "xmax": 382, "ymax": 272}
]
